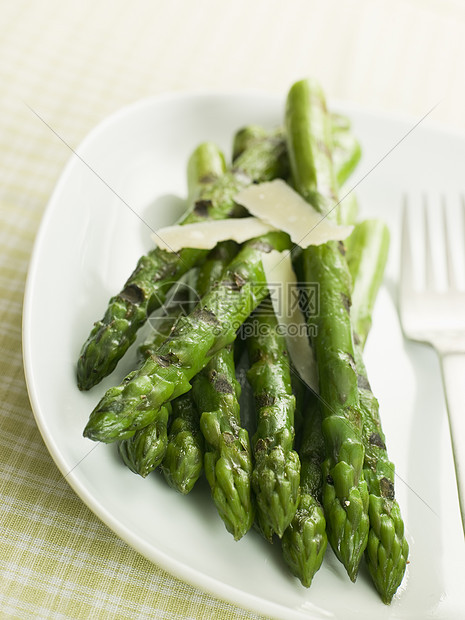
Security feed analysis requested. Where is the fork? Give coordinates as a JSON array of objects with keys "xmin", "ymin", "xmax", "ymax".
[{"xmin": 399, "ymin": 196, "xmax": 465, "ymax": 534}]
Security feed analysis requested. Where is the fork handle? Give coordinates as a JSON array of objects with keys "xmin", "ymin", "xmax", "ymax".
[{"xmin": 441, "ymin": 353, "xmax": 465, "ymax": 535}]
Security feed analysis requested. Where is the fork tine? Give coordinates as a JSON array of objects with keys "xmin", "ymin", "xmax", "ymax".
[
  {"xmin": 442, "ymin": 196, "xmax": 457, "ymax": 290},
  {"xmin": 460, "ymin": 194, "xmax": 465, "ymax": 288},
  {"xmin": 462, "ymin": 194, "xmax": 465, "ymax": 240},
  {"xmin": 400, "ymin": 195, "xmax": 414, "ymax": 295},
  {"xmin": 462, "ymin": 195, "xmax": 465, "ymax": 245},
  {"xmin": 423, "ymin": 196, "xmax": 436, "ymax": 291}
]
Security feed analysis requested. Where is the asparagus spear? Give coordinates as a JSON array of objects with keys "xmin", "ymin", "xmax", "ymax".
[
  {"xmin": 118, "ymin": 403, "xmax": 171, "ymax": 477},
  {"xmin": 116, "ymin": 280, "xmax": 189, "ymax": 474},
  {"xmin": 186, "ymin": 141, "xmax": 226, "ymax": 202},
  {"xmin": 158, "ymin": 150, "xmax": 235, "ymax": 495},
  {"xmin": 330, "ymin": 114, "xmax": 361, "ymax": 226},
  {"xmin": 292, "ymin": 87, "xmax": 404, "ymax": 597},
  {"xmin": 193, "ymin": 341, "xmax": 254, "ymax": 540},
  {"xmin": 355, "ymin": 348, "xmax": 409, "ymax": 603},
  {"xmin": 128, "ymin": 302, "xmax": 204, "ymax": 488},
  {"xmin": 330, "ymin": 113, "xmax": 362, "ymax": 189},
  {"xmin": 232, "ymin": 125, "xmax": 271, "ymax": 161},
  {"xmin": 231, "ymin": 116, "xmax": 360, "ymax": 186},
  {"xmin": 286, "ymin": 78, "xmax": 369, "ymax": 581},
  {"xmin": 346, "ymin": 219, "xmax": 408, "ymax": 603},
  {"xmin": 135, "ymin": 245, "xmax": 238, "ymax": 492},
  {"xmin": 160, "ymin": 392, "xmax": 204, "ymax": 494},
  {"xmin": 345, "ymin": 219, "xmax": 390, "ymax": 349},
  {"xmin": 246, "ymin": 308, "xmax": 300, "ymax": 540},
  {"xmin": 182, "ymin": 238, "xmax": 254, "ymax": 538},
  {"xmin": 117, "ymin": 283, "xmax": 195, "ymax": 476},
  {"xmin": 281, "ymin": 394, "xmax": 327, "ymax": 587},
  {"xmin": 277, "ymin": 108, "xmax": 361, "ymax": 584},
  {"xmin": 83, "ymin": 230, "xmax": 291, "ymax": 443},
  {"xmin": 77, "ymin": 130, "xmax": 288, "ymax": 390},
  {"xmin": 116, "ymin": 142, "xmax": 227, "ymax": 478}
]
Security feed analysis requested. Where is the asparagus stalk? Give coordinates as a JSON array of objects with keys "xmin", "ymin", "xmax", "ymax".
[
  {"xmin": 160, "ymin": 392, "xmax": 204, "ymax": 494},
  {"xmin": 346, "ymin": 219, "xmax": 408, "ymax": 603},
  {"xmin": 116, "ymin": 142, "xmax": 227, "ymax": 478},
  {"xmin": 272, "ymin": 107, "xmax": 361, "ymax": 582},
  {"xmin": 133, "ymin": 299, "xmax": 205, "ymax": 489},
  {"xmin": 232, "ymin": 116, "xmax": 359, "ymax": 183},
  {"xmin": 186, "ymin": 141, "xmax": 226, "ymax": 202},
  {"xmin": 118, "ymin": 288, "xmax": 190, "ymax": 476},
  {"xmin": 246, "ymin": 308, "xmax": 300, "ymax": 540},
  {"xmin": 355, "ymin": 350, "xmax": 409, "ymax": 603},
  {"xmin": 345, "ymin": 219, "xmax": 390, "ymax": 349},
  {"xmin": 330, "ymin": 113, "xmax": 362, "ymax": 189},
  {"xmin": 193, "ymin": 342, "xmax": 254, "ymax": 540},
  {"xmin": 159, "ymin": 148, "xmax": 239, "ymax": 494},
  {"xmin": 301, "ymin": 242, "xmax": 370, "ymax": 582},
  {"xmin": 281, "ymin": 394, "xmax": 327, "ymax": 587},
  {"xmin": 286, "ymin": 78, "xmax": 369, "ymax": 581},
  {"xmin": 83, "ymin": 230, "xmax": 291, "ymax": 443},
  {"xmin": 330, "ymin": 114, "xmax": 361, "ymax": 225},
  {"xmin": 120, "ymin": 295, "xmax": 205, "ymax": 484},
  {"xmin": 232, "ymin": 125, "xmax": 272, "ymax": 161},
  {"xmin": 185, "ymin": 239, "xmax": 255, "ymax": 539},
  {"xmin": 118, "ymin": 403, "xmax": 171, "ymax": 477},
  {"xmin": 77, "ymin": 130, "xmax": 288, "ymax": 390}
]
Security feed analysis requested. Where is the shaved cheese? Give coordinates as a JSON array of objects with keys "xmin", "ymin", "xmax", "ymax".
[
  {"xmin": 261, "ymin": 250, "xmax": 319, "ymax": 393},
  {"xmin": 152, "ymin": 217, "xmax": 276, "ymax": 252},
  {"xmin": 152, "ymin": 179, "xmax": 351, "ymax": 253},
  {"xmin": 235, "ymin": 179, "xmax": 353, "ymax": 247}
]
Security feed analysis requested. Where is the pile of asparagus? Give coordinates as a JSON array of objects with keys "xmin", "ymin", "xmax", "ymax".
[{"xmin": 78, "ymin": 79, "xmax": 408, "ymax": 603}]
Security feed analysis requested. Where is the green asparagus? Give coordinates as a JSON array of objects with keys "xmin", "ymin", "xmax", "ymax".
[
  {"xmin": 330, "ymin": 113, "xmax": 362, "ymax": 189},
  {"xmin": 330, "ymin": 114, "xmax": 361, "ymax": 226},
  {"xmin": 246, "ymin": 308, "xmax": 300, "ymax": 540},
  {"xmin": 118, "ymin": 403, "xmax": 171, "ymax": 478},
  {"xmin": 116, "ymin": 142, "xmax": 227, "ymax": 478},
  {"xmin": 117, "ymin": 295, "xmax": 186, "ymax": 477},
  {"xmin": 77, "ymin": 130, "xmax": 288, "ymax": 390},
  {"xmin": 160, "ymin": 392, "xmax": 204, "ymax": 494},
  {"xmin": 286, "ymin": 78, "xmax": 369, "ymax": 581},
  {"xmin": 189, "ymin": 239, "xmax": 255, "ymax": 538},
  {"xmin": 193, "ymin": 342, "xmax": 254, "ymax": 540},
  {"xmin": 345, "ymin": 219, "xmax": 390, "ymax": 349},
  {"xmin": 281, "ymin": 394, "xmax": 327, "ymax": 587},
  {"xmin": 281, "ymin": 111, "xmax": 362, "ymax": 587},
  {"xmin": 232, "ymin": 125, "xmax": 272, "ymax": 161},
  {"xmin": 186, "ymin": 141, "xmax": 226, "ymax": 202},
  {"xmin": 126, "ymin": 147, "xmax": 234, "ymax": 489},
  {"xmin": 132, "ymin": 302, "xmax": 205, "ymax": 488},
  {"xmin": 231, "ymin": 116, "xmax": 360, "ymax": 188},
  {"xmin": 347, "ymin": 219, "xmax": 408, "ymax": 604},
  {"xmin": 83, "ymin": 230, "xmax": 291, "ymax": 443},
  {"xmin": 356, "ymin": 349, "xmax": 409, "ymax": 603}
]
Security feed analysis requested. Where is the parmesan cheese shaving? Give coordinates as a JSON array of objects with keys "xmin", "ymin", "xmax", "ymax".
[
  {"xmin": 152, "ymin": 217, "xmax": 276, "ymax": 252},
  {"xmin": 235, "ymin": 179, "xmax": 353, "ymax": 247},
  {"xmin": 261, "ymin": 250, "xmax": 319, "ymax": 393}
]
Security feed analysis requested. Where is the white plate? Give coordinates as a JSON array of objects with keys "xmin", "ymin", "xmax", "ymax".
[{"xmin": 23, "ymin": 91, "xmax": 465, "ymax": 619}]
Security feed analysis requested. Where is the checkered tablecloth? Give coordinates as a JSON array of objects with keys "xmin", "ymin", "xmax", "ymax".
[{"xmin": 1, "ymin": 0, "xmax": 464, "ymax": 618}]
